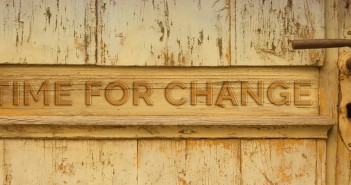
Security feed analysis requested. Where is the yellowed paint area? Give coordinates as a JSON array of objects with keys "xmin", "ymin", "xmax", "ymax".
[
  {"xmin": 0, "ymin": 139, "xmax": 326, "ymax": 185},
  {"xmin": 0, "ymin": 0, "xmax": 325, "ymax": 66}
]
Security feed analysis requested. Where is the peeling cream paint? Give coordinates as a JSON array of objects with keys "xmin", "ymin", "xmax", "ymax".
[{"xmin": 0, "ymin": 0, "xmax": 325, "ymax": 66}]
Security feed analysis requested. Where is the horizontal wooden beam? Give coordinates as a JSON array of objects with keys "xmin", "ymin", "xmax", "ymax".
[
  {"xmin": 0, "ymin": 116, "xmax": 334, "ymax": 126},
  {"xmin": 0, "ymin": 116, "xmax": 335, "ymax": 139},
  {"xmin": 0, "ymin": 65, "xmax": 320, "ymax": 117}
]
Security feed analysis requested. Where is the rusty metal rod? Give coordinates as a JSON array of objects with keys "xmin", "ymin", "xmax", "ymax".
[{"xmin": 292, "ymin": 39, "xmax": 351, "ymax": 49}]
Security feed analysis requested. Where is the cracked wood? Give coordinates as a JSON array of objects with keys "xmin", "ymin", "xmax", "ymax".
[{"xmin": 0, "ymin": 0, "xmax": 325, "ymax": 66}]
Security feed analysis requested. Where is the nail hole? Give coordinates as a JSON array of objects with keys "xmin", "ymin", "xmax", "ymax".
[{"xmin": 347, "ymin": 103, "xmax": 351, "ymax": 119}]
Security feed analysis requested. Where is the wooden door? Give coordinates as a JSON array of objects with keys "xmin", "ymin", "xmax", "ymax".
[{"xmin": 0, "ymin": 0, "xmax": 346, "ymax": 184}]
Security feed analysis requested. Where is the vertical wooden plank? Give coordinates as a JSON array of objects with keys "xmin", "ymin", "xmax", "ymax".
[
  {"xmin": 2, "ymin": 140, "xmax": 11, "ymax": 185},
  {"xmin": 0, "ymin": 140, "xmax": 4, "ymax": 184},
  {"xmin": 336, "ymin": 0, "xmax": 351, "ymax": 185},
  {"xmin": 0, "ymin": 0, "xmax": 328, "ymax": 66},
  {"xmin": 185, "ymin": 139, "xmax": 241, "ymax": 185},
  {"xmin": 97, "ymin": 0, "xmax": 231, "ymax": 66},
  {"xmin": 322, "ymin": 0, "xmax": 339, "ymax": 184},
  {"xmin": 336, "ymin": 134, "xmax": 351, "ymax": 184},
  {"xmin": 3, "ymin": 140, "xmax": 48, "ymax": 184},
  {"xmin": 137, "ymin": 140, "xmax": 186, "ymax": 184},
  {"xmin": 0, "ymin": 0, "xmax": 96, "ymax": 65},
  {"xmin": 339, "ymin": 0, "xmax": 351, "ymax": 55},
  {"xmin": 241, "ymin": 139, "xmax": 317, "ymax": 185},
  {"xmin": 49, "ymin": 140, "xmax": 137, "ymax": 185},
  {"xmin": 235, "ymin": 0, "xmax": 325, "ymax": 66},
  {"xmin": 317, "ymin": 140, "xmax": 327, "ymax": 185},
  {"xmin": 3, "ymin": 140, "xmax": 137, "ymax": 185}
]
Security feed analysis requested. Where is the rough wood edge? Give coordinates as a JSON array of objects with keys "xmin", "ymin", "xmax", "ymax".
[
  {"xmin": 0, "ymin": 116, "xmax": 335, "ymax": 126},
  {"xmin": 321, "ymin": 0, "xmax": 341, "ymax": 184},
  {"xmin": 317, "ymin": 139, "xmax": 327, "ymax": 185},
  {"xmin": 0, "ymin": 125, "xmax": 333, "ymax": 139},
  {"xmin": 0, "ymin": 63, "xmax": 322, "ymax": 68},
  {"xmin": 0, "ymin": 116, "xmax": 335, "ymax": 139}
]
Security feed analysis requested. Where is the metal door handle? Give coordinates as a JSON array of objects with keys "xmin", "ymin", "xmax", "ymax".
[
  {"xmin": 292, "ymin": 39, "xmax": 351, "ymax": 150},
  {"xmin": 292, "ymin": 39, "xmax": 351, "ymax": 49},
  {"xmin": 292, "ymin": 39, "xmax": 351, "ymax": 71}
]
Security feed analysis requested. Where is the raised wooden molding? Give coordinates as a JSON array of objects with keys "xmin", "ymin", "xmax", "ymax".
[
  {"xmin": 0, "ymin": 116, "xmax": 335, "ymax": 139},
  {"xmin": 0, "ymin": 65, "xmax": 320, "ymax": 117}
]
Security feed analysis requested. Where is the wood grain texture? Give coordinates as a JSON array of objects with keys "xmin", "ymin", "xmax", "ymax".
[
  {"xmin": 321, "ymin": 0, "xmax": 339, "ymax": 185},
  {"xmin": 241, "ymin": 139, "xmax": 318, "ymax": 185},
  {"xmin": 0, "ymin": 140, "xmax": 3, "ymax": 184},
  {"xmin": 2, "ymin": 140, "xmax": 137, "ymax": 185},
  {"xmin": 0, "ymin": 116, "xmax": 334, "ymax": 126},
  {"xmin": 0, "ymin": 0, "xmax": 325, "ymax": 66},
  {"xmin": 235, "ymin": 0, "xmax": 325, "ymax": 65},
  {"xmin": 137, "ymin": 140, "xmax": 186, "ymax": 184},
  {"xmin": 0, "ymin": 124, "xmax": 332, "ymax": 139},
  {"xmin": 334, "ymin": 0, "xmax": 351, "ymax": 185},
  {"xmin": 317, "ymin": 140, "xmax": 327, "ymax": 185},
  {"xmin": 336, "ymin": 0, "xmax": 351, "ymax": 184},
  {"xmin": 336, "ymin": 133, "xmax": 351, "ymax": 184},
  {"xmin": 0, "ymin": 116, "xmax": 334, "ymax": 139},
  {"xmin": 0, "ymin": 66, "xmax": 320, "ymax": 116},
  {"xmin": 0, "ymin": 139, "xmax": 327, "ymax": 184},
  {"xmin": 0, "ymin": 0, "xmax": 335, "ymax": 184},
  {"xmin": 0, "ymin": 0, "xmax": 96, "ymax": 65},
  {"xmin": 185, "ymin": 140, "xmax": 240, "ymax": 184},
  {"xmin": 97, "ymin": 0, "xmax": 231, "ymax": 66}
]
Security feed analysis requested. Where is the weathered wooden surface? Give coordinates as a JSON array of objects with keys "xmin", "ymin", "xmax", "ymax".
[
  {"xmin": 0, "ymin": 116, "xmax": 334, "ymax": 126},
  {"xmin": 185, "ymin": 140, "xmax": 241, "ymax": 184},
  {"xmin": 0, "ymin": 140, "xmax": 3, "ymax": 184},
  {"xmin": 1, "ymin": 140, "xmax": 137, "ymax": 184},
  {"xmin": 335, "ymin": 0, "xmax": 351, "ymax": 184},
  {"xmin": 0, "ymin": 116, "xmax": 334, "ymax": 139},
  {"xmin": 0, "ymin": 0, "xmax": 96, "ymax": 65},
  {"xmin": 322, "ymin": 0, "xmax": 339, "ymax": 184},
  {"xmin": 0, "ymin": 0, "xmax": 325, "ymax": 66},
  {"xmin": 336, "ymin": 54, "xmax": 351, "ymax": 151},
  {"xmin": 0, "ymin": 139, "xmax": 325, "ymax": 185},
  {"xmin": 317, "ymin": 140, "xmax": 327, "ymax": 185},
  {"xmin": 235, "ymin": 0, "xmax": 325, "ymax": 65},
  {"xmin": 0, "ymin": 66, "xmax": 320, "ymax": 116},
  {"xmin": 0, "ymin": 0, "xmax": 341, "ymax": 184},
  {"xmin": 137, "ymin": 140, "xmax": 187, "ymax": 184},
  {"xmin": 97, "ymin": 0, "xmax": 231, "ymax": 66},
  {"xmin": 241, "ymin": 139, "xmax": 325, "ymax": 184}
]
